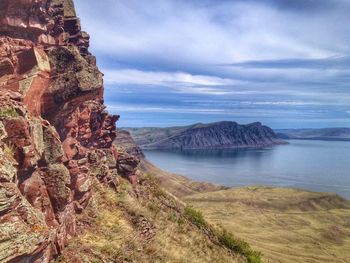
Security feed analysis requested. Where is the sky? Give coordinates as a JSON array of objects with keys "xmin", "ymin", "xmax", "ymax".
[{"xmin": 74, "ymin": 0, "xmax": 350, "ymax": 128}]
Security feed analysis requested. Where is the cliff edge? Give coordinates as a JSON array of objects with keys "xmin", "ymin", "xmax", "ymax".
[{"xmin": 0, "ymin": 1, "xmax": 138, "ymax": 261}]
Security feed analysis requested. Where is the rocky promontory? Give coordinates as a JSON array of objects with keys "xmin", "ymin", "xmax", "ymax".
[{"xmin": 126, "ymin": 121, "xmax": 286, "ymax": 150}]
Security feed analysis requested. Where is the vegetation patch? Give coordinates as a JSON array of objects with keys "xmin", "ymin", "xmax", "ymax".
[
  {"xmin": 184, "ymin": 206, "xmax": 208, "ymax": 228},
  {"xmin": 0, "ymin": 107, "xmax": 19, "ymax": 118},
  {"xmin": 4, "ymin": 143, "xmax": 15, "ymax": 157},
  {"xmin": 216, "ymin": 229, "xmax": 262, "ymax": 263},
  {"xmin": 184, "ymin": 206, "xmax": 262, "ymax": 263}
]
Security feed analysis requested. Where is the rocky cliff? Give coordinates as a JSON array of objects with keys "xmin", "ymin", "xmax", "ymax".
[
  {"xmin": 0, "ymin": 1, "xmax": 139, "ymax": 262},
  {"xmin": 114, "ymin": 130, "xmax": 145, "ymax": 159},
  {"xmin": 127, "ymin": 121, "xmax": 286, "ymax": 150}
]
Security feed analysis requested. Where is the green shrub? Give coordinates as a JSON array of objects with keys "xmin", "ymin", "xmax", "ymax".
[
  {"xmin": 216, "ymin": 229, "xmax": 262, "ymax": 263},
  {"xmin": 184, "ymin": 206, "xmax": 207, "ymax": 228},
  {"xmin": 184, "ymin": 206, "xmax": 262, "ymax": 262},
  {"xmin": 247, "ymin": 253, "xmax": 263, "ymax": 263}
]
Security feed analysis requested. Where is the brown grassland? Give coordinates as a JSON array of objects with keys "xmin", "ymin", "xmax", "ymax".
[{"xmin": 184, "ymin": 186, "xmax": 350, "ymax": 263}]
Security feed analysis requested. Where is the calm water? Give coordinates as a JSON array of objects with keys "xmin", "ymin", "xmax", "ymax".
[{"xmin": 144, "ymin": 140, "xmax": 350, "ymax": 199}]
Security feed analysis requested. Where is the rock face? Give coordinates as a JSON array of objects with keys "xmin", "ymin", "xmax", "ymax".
[
  {"xmin": 127, "ymin": 121, "xmax": 286, "ymax": 150},
  {"xmin": 0, "ymin": 1, "xmax": 138, "ymax": 262},
  {"xmin": 114, "ymin": 129, "xmax": 145, "ymax": 158}
]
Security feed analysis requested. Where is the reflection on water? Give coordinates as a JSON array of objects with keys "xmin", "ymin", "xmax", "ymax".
[
  {"xmin": 144, "ymin": 140, "xmax": 350, "ymax": 199},
  {"xmin": 163, "ymin": 147, "xmax": 274, "ymax": 158}
]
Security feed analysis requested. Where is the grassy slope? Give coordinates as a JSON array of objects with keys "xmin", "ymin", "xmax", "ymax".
[
  {"xmin": 184, "ymin": 186, "xmax": 350, "ymax": 263},
  {"xmin": 54, "ymin": 175, "xmax": 254, "ymax": 263},
  {"xmin": 139, "ymin": 159, "xmax": 226, "ymax": 197}
]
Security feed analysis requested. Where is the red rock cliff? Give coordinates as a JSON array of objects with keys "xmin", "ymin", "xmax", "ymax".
[{"xmin": 0, "ymin": 1, "xmax": 138, "ymax": 262}]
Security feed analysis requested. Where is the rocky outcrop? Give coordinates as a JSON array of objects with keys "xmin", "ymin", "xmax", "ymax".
[
  {"xmin": 0, "ymin": 1, "xmax": 139, "ymax": 262},
  {"xmin": 114, "ymin": 129, "xmax": 144, "ymax": 158},
  {"xmin": 127, "ymin": 121, "xmax": 287, "ymax": 150}
]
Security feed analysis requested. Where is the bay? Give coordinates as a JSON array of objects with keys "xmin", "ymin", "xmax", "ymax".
[{"xmin": 144, "ymin": 140, "xmax": 350, "ymax": 199}]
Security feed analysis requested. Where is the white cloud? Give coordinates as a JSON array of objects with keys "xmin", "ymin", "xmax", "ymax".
[
  {"xmin": 103, "ymin": 69, "xmax": 235, "ymax": 86},
  {"xmin": 75, "ymin": 0, "xmax": 350, "ymax": 65},
  {"xmin": 240, "ymin": 101, "xmax": 322, "ymax": 106},
  {"xmin": 73, "ymin": 0, "xmax": 350, "ymax": 128},
  {"xmin": 103, "ymin": 69, "xmax": 243, "ymax": 95},
  {"xmin": 108, "ymin": 105, "xmax": 226, "ymax": 114},
  {"xmin": 107, "ymin": 104, "xmax": 331, "ymax": 118}
]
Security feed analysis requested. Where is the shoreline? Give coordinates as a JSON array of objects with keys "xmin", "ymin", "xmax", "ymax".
[{"xmin": 141, "ymin": 158, "xmax": 350, "ymax": 201}]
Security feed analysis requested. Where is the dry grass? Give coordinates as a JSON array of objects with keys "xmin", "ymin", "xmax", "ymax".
[
  {"xmin": 56, "ymin": 176, "xmax": 249, "ymax": 263},
  {"xmin": 140, "ymin": 160, "xmax": 225, "ymax": 197},
  {"xmin": 184, "ymin": 186, "xmax": 350, "ymax": 263}
]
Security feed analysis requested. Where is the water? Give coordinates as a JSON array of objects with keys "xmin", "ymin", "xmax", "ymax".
[{"xmin": 144, "ymin": 140, "xmax": 350, "ymax": 199}]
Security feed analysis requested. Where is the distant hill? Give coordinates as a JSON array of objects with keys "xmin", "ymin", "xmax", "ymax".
[
  {"xmin": 124, "ymin": 121, "xmax": 286, "ymax": 150},
  {"xmin": 276, "ymin": 128, "xmax": 350, "ymax": 141}
]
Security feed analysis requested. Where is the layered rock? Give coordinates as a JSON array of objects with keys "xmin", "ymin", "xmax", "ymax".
[
  {"xmin": 127, "ymin": 121, "xmax": 287, "ymax": 150},
  {"xmin": 0, "ymin": 0, "xmax": 90, "ymax": 53},
  {"xmin": 0, "ymin": 1, "xmax": 139, "ymax": 262},
  {"xmin": 114, "ymin": 129, "xmax": 145, "ymax": 158}
]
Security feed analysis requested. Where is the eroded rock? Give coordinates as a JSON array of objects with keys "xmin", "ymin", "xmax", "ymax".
[{"xmin": 0, "ymin": 0, "xmax": 134, "ymax": 261}]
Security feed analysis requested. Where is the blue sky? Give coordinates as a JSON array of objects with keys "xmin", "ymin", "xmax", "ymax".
[{"xmin": 74, "ymin": 0, "xmax": 350, "ymax": 128}]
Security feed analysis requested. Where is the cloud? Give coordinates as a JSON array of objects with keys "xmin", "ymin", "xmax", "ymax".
[
  {"xmin": 76, "ymin": 0, "xmax": 350, "ymax": 65},
  {"xmin": 103, "ymin": 69, "xmax": 237, "ymax": 87},
  {"xmin": 74, "ymin": 0, "xmax": 350, "ymax": 128},
  {"xmin": 103, "ymin": 69, "xmax": 241, "ymax": 95},
  {"xmin": 107, "ymin": 103, "xmax": 341, "ymax": 123},
  {"xmin": 108, "ymin": 105, "xmax": 227, "ymax": 114},
  {"xmin": 240, "ymin": 101, "xmax": 323, "ymax": 106},
  {"xmin": 224, "ymin": 56, "xmax": 350, "ymax": 70}
]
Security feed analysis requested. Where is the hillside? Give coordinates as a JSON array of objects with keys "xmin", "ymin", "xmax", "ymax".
[
  {"xmin": 125, "ymin": 121, "xmax": 286, "ymax": 150},
  {"xmin": 184, "ymin": 186, "xmax": 350, "ymax": 263},
  {"xmin": 115, "ymin": 131, "xmax": 350, "ymax": 263},
  {"xmin": 276, "ymin": 128, "xmax": 350, "ymax": 141},
  {"xmin": 53, "ymin": 174, "xmax": 252, "ymax": 263}
]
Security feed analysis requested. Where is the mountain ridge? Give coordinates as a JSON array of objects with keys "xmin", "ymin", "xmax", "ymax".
[
  {"xmin": 276, "ymin": 127, "xmax": 350, "ymax": 141},
  {"xmin": 125, "ymin": 121, "xmax": 286, "ymax": 150}
]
